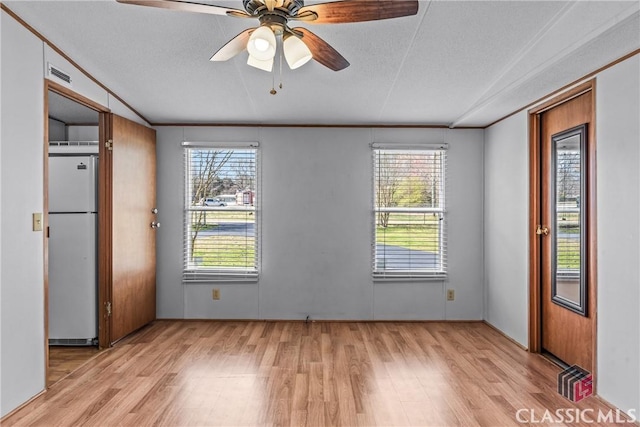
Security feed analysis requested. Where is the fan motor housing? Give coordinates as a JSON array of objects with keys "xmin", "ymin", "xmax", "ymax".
[
  {"xmin": 259, "ymin": 13, "xmax": 288, "ymax": 34},
  {"xmin": 243, "ymin": 0, "xmax": 305, "ymax": 16},
  {"xmin": 285, "ymin": 0, "xmax": 305, "ymax": 15}
]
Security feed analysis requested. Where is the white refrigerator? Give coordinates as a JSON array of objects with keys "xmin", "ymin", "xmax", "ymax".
[{"xmin": 48, "ymin": 154, "xmax": 98, "ymax": 345}]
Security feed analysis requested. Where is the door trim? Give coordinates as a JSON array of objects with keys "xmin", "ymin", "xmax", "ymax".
[
  {"xmin": 98, "ymin": 113, "xmax": 113, "ymax": 349},
  {"xmin": 528, "ymin": 80, "xmax": 597, "ymax": 374},
  {"xmin": 43, "ymin": 80, "xmax": 111, "ymax": 387}
]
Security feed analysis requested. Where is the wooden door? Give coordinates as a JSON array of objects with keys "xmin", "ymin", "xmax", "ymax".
[
  {"xmin": 100, "ymin": 114, "xmax": 157, "ymax": 345},
  {"xmin": 538, "ymin": 89, "xmax": 596, "ymax": 372}
]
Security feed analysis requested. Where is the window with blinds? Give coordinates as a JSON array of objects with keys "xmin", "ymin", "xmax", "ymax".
[
  {"xmin": 373, "ymin": 145, "xmax": 447, "ymax": 279},
  {"xmin": 183, "ymin": 143, "xmax": 258, "ymax": 282}
]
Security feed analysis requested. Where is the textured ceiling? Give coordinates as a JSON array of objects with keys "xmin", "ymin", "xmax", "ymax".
[{"xmin": 5, "ymin": 0, "xmax": 639, "ymax": 127}]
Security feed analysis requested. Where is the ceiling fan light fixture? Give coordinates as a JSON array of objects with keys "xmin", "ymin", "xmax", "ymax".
[
  {"xmin": 118, "ymin": 0, "xmax": 419, "ymax": 73},
  {"xmin": 247, "ymin": 54, "xmax": 274, "ymax": 72},
  {"xmin": 247, "ymin": 26, "xmax": 276, "ymax": 61},
  {"xmin": 283, "ymin": 35, "xmax": 312, "ymax": 69}
]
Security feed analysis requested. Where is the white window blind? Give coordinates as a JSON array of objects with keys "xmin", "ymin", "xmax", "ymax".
[
  {"xmin": 183, "ymin": 143, "xmax": 258, "ymax": 282},
  {"xmin": 373, "ymin": 145, "xmax": 447, "ymax": 279}
]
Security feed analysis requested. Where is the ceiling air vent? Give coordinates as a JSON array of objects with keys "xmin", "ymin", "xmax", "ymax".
[{"xmin": 48, "ymin": 63, "xmax": 72, "ymax": 86}]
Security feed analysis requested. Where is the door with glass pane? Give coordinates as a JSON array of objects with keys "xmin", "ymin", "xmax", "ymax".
[{"xmin": 536, "ymin": 87, "xmax": 596, "ymax": 373}]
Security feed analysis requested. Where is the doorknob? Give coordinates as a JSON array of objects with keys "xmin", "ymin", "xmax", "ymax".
[
  {"xmin": 536, "ymin": 225, "xmax": 549, "ymax": 236},
  {"xmin": 151, "ymin": 221, "xmax": 161, "ymax": 229}
]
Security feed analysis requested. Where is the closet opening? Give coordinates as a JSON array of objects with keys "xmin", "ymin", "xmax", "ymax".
[{"xmin": 45, "ymin": 83, "xmax": 106, "ymax": 387}]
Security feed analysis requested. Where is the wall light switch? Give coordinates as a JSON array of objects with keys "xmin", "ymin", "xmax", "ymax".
[
  {"xmin": 33, "ymin": 213, "xmax": 43, "ymax": 231},
  {"xmin": 212, "ymin": 288, "xmax": 220, "ymax": 300}
]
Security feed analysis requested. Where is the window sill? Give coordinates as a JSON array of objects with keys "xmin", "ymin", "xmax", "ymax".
[
  {"xmin": 373, "ymin": 273, "xmax": 447, "ymax": 282},
  {"xmin": 183, "ymin": 271, "xmax": 258, "ymax": 284}
]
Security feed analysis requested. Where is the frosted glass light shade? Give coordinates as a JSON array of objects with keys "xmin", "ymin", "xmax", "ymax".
[
  {"xmin": 247, "ymin": 54, "xmax": 274, "ymax": 72},
  {"xmin": 247, "ymin": 26, "xmax": 276, "ymax": 61},
  {"xmin": 283, "ymin": 36, "xmax": 312, "ymax": 69}
]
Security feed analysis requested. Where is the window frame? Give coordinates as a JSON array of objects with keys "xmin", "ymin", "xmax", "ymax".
[
  {"xmin": 182, "ymin": 141, "xmax": 260, "ymax": 283},
  {"xmin": 372, "ymin": 143, "xmax": 448, "ymax": 280}
]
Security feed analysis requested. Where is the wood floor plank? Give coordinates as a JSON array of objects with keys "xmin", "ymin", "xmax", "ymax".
[
  {"xmin": 47, "ymin": 346, "xmax": 100, "ymax": 385},
  {"xmin": 3, "ymin": 320, "xmax": 632, "ymax": 427}
]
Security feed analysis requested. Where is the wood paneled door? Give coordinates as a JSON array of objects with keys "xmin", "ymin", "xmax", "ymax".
[
  {"xmin": 99, "ymin": 114, "xmax": 157, "ymax": 346},
  {"xmin": 529, "ymin": 81, "xmax": 596, "ymax": 375}
]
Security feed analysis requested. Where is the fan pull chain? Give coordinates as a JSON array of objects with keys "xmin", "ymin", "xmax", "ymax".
[
  {"xmin": 270, "ymin": 48, "xmax": 277, "ymax": 95},
  {"xmin": 270, "ymin": 69, "xmax": 276, "ymax": 95},
  {"xmin": 270, "ymin": 34, "xmax": 284, "ymax": 95},
  {"xmin": 279, "ymin": 36, "xmax": 283, "ymax": 90},
  {"xmin": 270, "ymin": 34, "xmax": 283, "ymax": 95}
]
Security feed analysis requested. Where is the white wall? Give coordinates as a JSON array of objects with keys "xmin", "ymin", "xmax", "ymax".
[
  {"xmin": 483, "ymin": 111, "xmax": 529, "ymax": 346},
  {"xmin": 49, "ymin": 124, "xmax": 98, "ymax": 143},
  {"xmin": 1, "ymin": 11, "xmax": 46, "ymax": 417},
  {"xmin": 483, "ymin": 54, "xmax": 640, "ymax": 414},
  {"xmin": 156, "ymin": 127, "xmax": 484, "ymax": 320},
  {"xmin": 67, "ymin": 126, "xmax": 98, "ymax": 142},
  {"xmin": 48, "ymin": 118, "xmax": 66, "ymax": 141},
  {"xmin": 595, "ymin": 55, "xmax": 640, "ymax": 415}
]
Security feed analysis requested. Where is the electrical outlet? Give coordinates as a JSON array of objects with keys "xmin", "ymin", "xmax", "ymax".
[
  {"xmin": 447, "ymin": 289, "xmax": 455, "ymax": 301},
  {"xmin": 212, "ymin": 289, "xmax": 220, "ymax": 300}
]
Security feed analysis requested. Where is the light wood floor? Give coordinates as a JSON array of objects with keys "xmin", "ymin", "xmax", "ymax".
[
  {"xmin": 48, "ymin": 346, "xmax": 101, "ymax": 387},
  {"xmin": 4, "ymin": 321, "xmax": 628, "ymax": 426}
]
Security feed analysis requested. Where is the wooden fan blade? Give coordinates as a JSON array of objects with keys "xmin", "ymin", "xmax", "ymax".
[
  {"xmin": 288, "ymin": 10, "xmax": 319, "ymax": 22},
  {"xmin": 298, "ymin": 0, "xmax": 418, "ymax": 24},
  {"xmin": 116, "ymin": 0, "xmax": 250, "ymax": 17},
  {"xmin": 210, "ymin": 28, "xmax": 253, "ymax": 61},
  {"xmin": 293, "ymin": 28, "xmax": 349, "ymax": 71}
]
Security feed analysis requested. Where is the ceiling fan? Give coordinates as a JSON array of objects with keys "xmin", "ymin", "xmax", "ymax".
[{"xmin": 116, "ymin": 0, "xmax": 419, "ymax": 72}]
